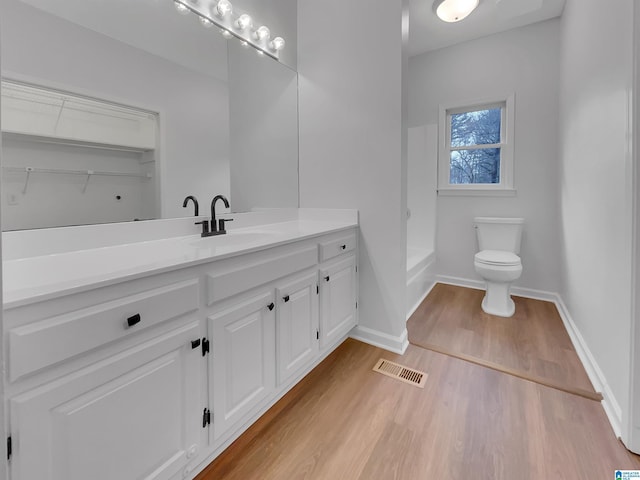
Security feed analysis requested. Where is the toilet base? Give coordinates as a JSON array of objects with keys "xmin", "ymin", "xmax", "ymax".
[{"xmin": 481, "ymin": 281, "xmax": 516, "ymax": 317}]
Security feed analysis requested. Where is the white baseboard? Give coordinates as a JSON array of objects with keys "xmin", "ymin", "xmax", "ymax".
[
  {"xmin": 436, "ymin": 274, "xmax": 484, "ymax": 291},
  {"xmin": 435, "ymin": 275, "xmax": 623, "ymax": 437},
  {"xmin": 350, "ymin": 325, "xmax": 409, "ymax": 354},
  {"xmin": 554, "ymin": 296, "xmax": 622, "ymax": 437},
  {"xmin": 435, "ymin": 275, "xmax": 558, "ymax": 303}
]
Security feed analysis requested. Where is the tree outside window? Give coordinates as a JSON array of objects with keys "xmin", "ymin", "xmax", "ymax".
[
  {"xmin": 438, "ymin": 95, "xmax": 514, "ymax": 196},
  {"xmin": 449, "ymin": 107, "xmax": 501, "ymax": 184}
]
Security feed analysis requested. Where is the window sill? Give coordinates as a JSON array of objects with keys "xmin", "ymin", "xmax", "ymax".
[{"xmin": 437, "ymin": 188, "xmax": 517, "ymax": 197}]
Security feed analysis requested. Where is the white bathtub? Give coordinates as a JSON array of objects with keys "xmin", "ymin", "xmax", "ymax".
[{"xmin": 406, "ymin": 247, "xmax": 436, "ymax": 319}]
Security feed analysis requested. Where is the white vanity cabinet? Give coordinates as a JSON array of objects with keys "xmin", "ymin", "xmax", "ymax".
[
  {"xmin": 10, "ymin": 323, "xmax": 203, "ymax": 480},
  {"xmin": 3, "ymin": 224, "xmax": 359, "ymax": 480},
  {"xmin": 4, "ymin": 275, "xmax": 205, "ymax": 480},
  {"xmin": 201, "ymin": 229, "xmax": 356, "ymax": 450},
  {"xmin": 275, "ymin": 270, "xmax": 319, "ymax": 386},
  {"xmin": 208, "ymin": 288, "xmax": 276, "ymax": 441},
  {"xmin": 319, "ymin": 234, "xmax": 358, "ymax": 349},
  {"xmin": 207, "ymin": 269, "xmax": 321, "ymax": 443}
]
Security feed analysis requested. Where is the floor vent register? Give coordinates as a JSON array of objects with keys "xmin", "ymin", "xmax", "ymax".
[{"xmin": 372, "ymin": 358, "xmax": 427, "ymax": 388}]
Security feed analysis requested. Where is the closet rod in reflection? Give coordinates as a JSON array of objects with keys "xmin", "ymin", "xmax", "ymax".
[{"xmin": 3, "ymin": 166, "xmax": 152, "ymax": 194}]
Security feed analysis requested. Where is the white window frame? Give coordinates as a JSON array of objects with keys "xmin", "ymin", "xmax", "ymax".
[{"xmin": 437, "ymin": 93, "xmax": 515, "ymax": 196}]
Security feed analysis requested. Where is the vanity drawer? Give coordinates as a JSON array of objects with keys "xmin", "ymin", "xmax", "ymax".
[
  {"xmin": 319, "ymin": 232, "xmax": 357, "ymax": 263},
  {"xmin": 9, "ymin": 279, "xmax": 199, "ymax": 382},
  {"xmin": 206, "ymin": 245, "xmax": 317, "ymax": 305}
]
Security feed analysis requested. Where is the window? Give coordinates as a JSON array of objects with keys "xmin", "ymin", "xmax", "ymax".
[{"xmin": 438, "ymin": 94, "xmax": 515, "ymax": 196}]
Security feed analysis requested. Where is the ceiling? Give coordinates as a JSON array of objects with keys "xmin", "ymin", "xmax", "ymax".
[{"xmin": 408, "ymin": 0, "xmax": 566, "ymax": 57}]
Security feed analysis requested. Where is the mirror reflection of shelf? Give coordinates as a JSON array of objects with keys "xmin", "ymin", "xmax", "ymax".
[
  {"xmin": 1, "ymin": 80, "xmax": 158, "ymax": 151},
  {"xmin": 3, "ymin": 166, "xmax": 153, "ymax": 194},
  {"xmin": 1, "ymin": 131, "xmax": 155, "ymax": 154}
]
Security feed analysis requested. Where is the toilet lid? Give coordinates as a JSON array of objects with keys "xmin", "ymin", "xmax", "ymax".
[{"xmin": 475, "ymin": 250, "xmax": 521, "ymax": 266}]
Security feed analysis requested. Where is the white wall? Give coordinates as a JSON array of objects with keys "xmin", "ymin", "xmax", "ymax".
[
  {"xmin": 228, "ymin": 40, "xmax": 298, "ymax": 212},
  {"xmin": 298, "ymin": 0, "xmax": 409, "ymax": 351},
  {"xmin": 409, "ymin": 19, "xmax": 562, "ymax": 293},
  {"xmin": 0, "ymin": 0, "xmax": 230, "ymax": 224},
  {"xmin": 2, "ymin": 139, "xmax": 154, "ymax": 229},
  {"xmin": 558, "ymin": 0, "xmax": 634, "ymax": 438},
  {"xmin": 407, "ymin": 124, "xmax": 437, "ymax": 254}
]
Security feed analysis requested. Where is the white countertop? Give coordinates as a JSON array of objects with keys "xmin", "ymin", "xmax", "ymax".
[{"xmin": 3, "ymin": 217, "xmax": 357, "ymax": 309}]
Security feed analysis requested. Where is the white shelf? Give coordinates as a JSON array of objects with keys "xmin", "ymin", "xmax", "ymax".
[
  {"xmin": 1, "ymin": 80, "xmax": 158, "ymax": 151},
  {"xmin": 3, "ymin": 166, "xmax": 153, "ymax": 194}
]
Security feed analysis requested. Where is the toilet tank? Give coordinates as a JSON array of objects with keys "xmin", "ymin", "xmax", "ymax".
[{"xmin": 474, "ymin": 217, "xmax": 524, "ymax": 254}]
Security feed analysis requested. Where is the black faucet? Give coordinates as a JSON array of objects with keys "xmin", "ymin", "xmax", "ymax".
[
  {"xmin": 210, "ymin": 195, "xmax": 233, "ymax": 234},
  {"xmin": 194, "ymin": 194, "xmax": 233, "ymax": 237},
  {"xmin": 182, "ymin": 195, "xmax": 199, "ymax": 216}
]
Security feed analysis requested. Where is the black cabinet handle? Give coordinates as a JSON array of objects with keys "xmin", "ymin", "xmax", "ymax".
[
  {"xmin": 324, "ymin": 276, "xmax": 330, "ymax": 282},
  {"xmin": 340, "ymin": 244, "xmax": 347, "ymax": 250},
  {"xmin": 267, "ymin": 302, "xmax": 275, "ymax": 311},
  {"xmin": 283, "ymin": 295, "xmax": 290, "ymax": 302},
  {"xmin": 127, "ymin": 313, "xmax": 141, "ymax": 328}
]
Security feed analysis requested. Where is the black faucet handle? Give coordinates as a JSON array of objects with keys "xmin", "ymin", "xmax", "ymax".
[
  {"xmin": 194, "ymin": 220, "xmax": 210, "ymax": 236},
  {"xmin": 218, "ymin": 218, "xmax": 234, "ymax": 233}
]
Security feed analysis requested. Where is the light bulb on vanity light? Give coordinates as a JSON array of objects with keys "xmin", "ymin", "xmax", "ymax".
[
  {"xmin": 174, "ymin": 1, "xmax": 190, "ymax": 15},
  {"xmin": 253, "ymin": 25, "xmax": 271, "ymax": 41},
  {"xmin": 269, "ymin": 36, "xmax": 285, "ymax": 51},
  {"xmin": 235, "ymin": 14, "xmax": 253, "ymax": 30},
  {"xmin": 215, "ymin": 0, "xmax": 232, "ymax": 17}
]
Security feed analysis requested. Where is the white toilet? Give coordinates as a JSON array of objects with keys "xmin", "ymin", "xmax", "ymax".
[{"xmin": 473, "ymin": 217, "xmax": 524, "ymax": 317}]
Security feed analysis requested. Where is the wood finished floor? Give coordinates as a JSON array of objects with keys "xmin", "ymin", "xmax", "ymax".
[
  {"xmin": 408, "ymin": 283, "xmax": 597, "ymax": 397},
  {"xmin": 196, "ymin": 338, "xmax": 640, "ymax": 480}
]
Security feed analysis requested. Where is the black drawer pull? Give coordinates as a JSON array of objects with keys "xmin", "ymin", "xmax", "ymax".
[
  {"xmin": 324, "ymin": 276, "xmax": 330, "ymax": 282},
  {"xmin": 340, "ymin": 244, "xmax": 347, "ymax": 250},
  {"xmin": 267, "ymin": 302, "xmax": 275, "ymax": 311},
  {"xmin": 127, "ymin": 313, "xmax": 141, "ymax": 328},
  {"xmin": 283, "ymin": 295, "xmax": 290, "ymax": 302}
]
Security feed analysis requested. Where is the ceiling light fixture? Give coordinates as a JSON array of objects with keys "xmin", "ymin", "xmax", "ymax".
[{"xmin": 433, "ymin": 0, "xmax": 479, "ymax": 22}]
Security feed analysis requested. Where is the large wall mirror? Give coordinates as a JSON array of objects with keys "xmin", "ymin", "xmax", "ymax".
[{"xmin": 0, "ymin": 0, "xmax": 299, "ymax": 231}]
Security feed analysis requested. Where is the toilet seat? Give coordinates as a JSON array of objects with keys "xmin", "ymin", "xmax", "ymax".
[{"xmin": 474, "ymin": 250, "xmax": 521, "ymax": 267}]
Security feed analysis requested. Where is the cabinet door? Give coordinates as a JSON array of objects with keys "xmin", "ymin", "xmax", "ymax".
[
  {"xmin": 320, "ymin": 255, "xmax": 357, "ymax": 349},
  {"xmin": 10, "ymin": 322, "xmax": 203, "ymax": 480},
  {"xmin": 209, "ymin": 289, "xmax": 276, "ymax": 441},
  {"xmin": 276, "ymin": 271, "xmax": 319, "ymax": 386}
]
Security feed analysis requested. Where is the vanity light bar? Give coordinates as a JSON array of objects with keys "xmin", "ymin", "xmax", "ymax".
[{"xmin": 172, "ymin": 0, "xmax": 285, "ymax": 60}]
